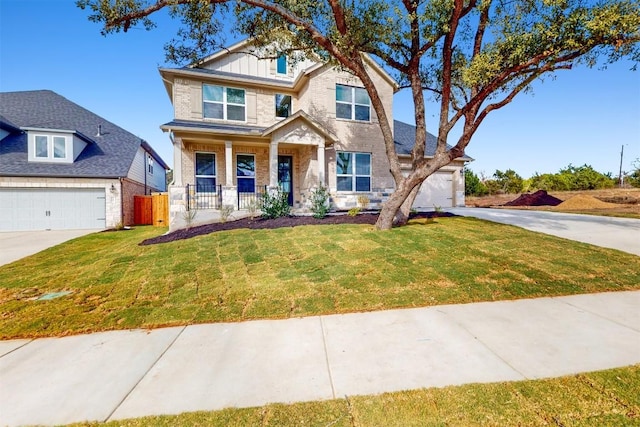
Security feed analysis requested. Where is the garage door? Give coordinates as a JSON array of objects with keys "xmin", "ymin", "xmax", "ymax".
[
  {"xmin": 412, "ymin": 172, "xmax": 453, "ymax": 209},
  {"xmin": 0, "ymin": 188, "xmax": 106, "ymax": 231}
]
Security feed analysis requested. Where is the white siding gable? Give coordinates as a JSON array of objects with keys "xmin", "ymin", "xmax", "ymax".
[
  {"xmin": 26, "ymin": 130, "xmax": 86, "ymax": 163},
  {"xmin": 200, "ymin": 46, "xmax": 318, "ymax": 81}
]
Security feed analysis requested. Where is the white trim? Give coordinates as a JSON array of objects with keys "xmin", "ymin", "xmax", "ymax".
[
  {"xmin": 336, "ymin": 151, "xmax": 371, "ymax": 192},
  {"xmin": 236, "ymin": 153, "xmax": 256, "ymax": 192},
  {"xmin": 202, "ymin": 83, "xmax": 247, "ymax": 122},
  {"xmin": 30, "ymin": 134, "xmax": 69, "ymax": 162},
  {"xmin": 195, "ymin": 151, "xmax": 217, "ymax": 192},
  {"xmin": 335, "ymin": 84, "xmax": 371, "ymax": 122}
]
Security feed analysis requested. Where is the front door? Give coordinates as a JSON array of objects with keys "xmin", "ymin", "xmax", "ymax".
[{"xmin": 278, "ymin": 155, "xmax": 293, "ymax": 206}]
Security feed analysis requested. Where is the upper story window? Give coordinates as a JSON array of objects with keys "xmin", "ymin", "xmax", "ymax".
[
  {"xmin": 336, "ymin": 84, "xmax": 370, "ymax": 121},
  {"xmin": 276, "ymin": 54, "xmax": 287, "ymax": 74},
  {"xmin": 336, "ymin": 152, "xmax": 371, "ymax": 192},
  {"xmin": 203, "ymin": 84, "xmax": 246, "ymax": 121},
  {"xmin": 275, "ymin": 94, "xmax": 292, "ymax": 118},
  {"xmin": 147, "ymin": 155, "xmax": 154, "ymax": 175},
  {"xmin": 34, "ymin": 134, "xmax": 67, "ymax": 160}
]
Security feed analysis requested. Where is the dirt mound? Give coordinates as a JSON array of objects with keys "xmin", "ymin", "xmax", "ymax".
[
  {"xmin": 556, "ymin": 194, "xmax": 619, "ymax": 210},
  {"xmin": 504, "ymin": 190, "xmax": 562, "ymax": 207}
]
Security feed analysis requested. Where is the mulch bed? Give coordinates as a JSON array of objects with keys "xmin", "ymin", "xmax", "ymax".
[
  {"xmin": 504, "ymin": 190, "xmax": 562, "ymax": 207},
  {"xmin": 140, "ymin": 211, "xmax": 456, "ymax": 245}
]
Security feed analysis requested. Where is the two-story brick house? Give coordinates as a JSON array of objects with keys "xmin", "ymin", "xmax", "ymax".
[{"xmin": 160, "ymin": 39, "xmax": 470, "ymax": 230}]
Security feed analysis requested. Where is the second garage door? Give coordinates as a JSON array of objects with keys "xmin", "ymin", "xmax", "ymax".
[
  {"xmin": 0, "ymin": 188, "xmax": 106, "ymax": 231},
  {"xmin": 412, "ymin": 172, "xmax": 454, "ymax": 209}
]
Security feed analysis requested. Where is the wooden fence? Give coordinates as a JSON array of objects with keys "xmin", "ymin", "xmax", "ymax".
[{"xmin": 134, "ymin": 193, "xmax": 168, "ymax": 226}]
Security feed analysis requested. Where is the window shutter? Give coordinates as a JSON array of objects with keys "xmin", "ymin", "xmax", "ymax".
[
  {"xmin": 246, "ymin": 90, "xmax": 257, "ymax": 124},
  {"xmin": 190, "ymin": 84, "xmax": 202, "ymax": 117}
]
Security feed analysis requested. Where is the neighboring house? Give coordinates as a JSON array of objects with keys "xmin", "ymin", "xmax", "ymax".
[
  {"xmin": 0, "ymin": 90, "xmax": 169, "ymax": 231},
  {"xmin": 159, "ymin": 39, "xmax": 471, "ymax": 229}
]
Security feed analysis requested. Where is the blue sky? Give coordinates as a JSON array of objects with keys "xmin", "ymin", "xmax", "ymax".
[{"xmin": 1, "ymin": 0, "xmax": 639, "ymax": 179}]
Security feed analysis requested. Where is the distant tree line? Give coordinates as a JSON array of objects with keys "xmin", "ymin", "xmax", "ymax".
[{"xmin": 464, "ymin": 163, "xmax": 640, "ymax": 196}]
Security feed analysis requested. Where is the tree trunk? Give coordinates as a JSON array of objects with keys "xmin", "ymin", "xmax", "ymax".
[
  {"xmin": 375, "ymin": 179, "xmax": 420, "ymax": 230},
  {"xmin": 395, "ymin": 185, "xmax": 420, "ymax": 226}
]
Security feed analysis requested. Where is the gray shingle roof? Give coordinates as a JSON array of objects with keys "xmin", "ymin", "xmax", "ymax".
[
  {"xmin": 0, "ymin": 90, "xmax": 167, "ymax": 178},
  {"xmin": 394, "ymin": 120, "xmax": 473, "ymax": 161}
]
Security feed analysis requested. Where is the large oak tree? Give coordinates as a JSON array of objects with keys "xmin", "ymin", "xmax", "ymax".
[{"xmin": 78, "ymin": 0, "xmax": 640, "ymax": 230}]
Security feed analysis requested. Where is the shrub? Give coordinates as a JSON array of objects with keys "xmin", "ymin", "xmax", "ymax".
[
  {"xmin": 348, "ymin": 207, "xmax": 361, "ymax": 216},
  {"xmin": 246, "ymin": 197, "xmax": 260, "ymax": 219},
  {"xmin": 182, "ymin": 208, "xmax": 197, "ymax": 229},
  {"xmin": 220, "ymin": 205, "xmax": 234, "ymax": 223},
  {"xmin": 464, "ymin": 168, "xmax": 488, "ymax": 196},
  {"xmin": 309, "ymin": 184, "xmax": 330, "ymax": 219},
  {"xmin": 261, "ymin": 187, "xmax": 290, "ymax": 219},
  {"xmin": 357, "ymin": 195, "xmax": 370, "ymax": 210}
]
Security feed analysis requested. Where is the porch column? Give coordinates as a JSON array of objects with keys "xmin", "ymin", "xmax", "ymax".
[
  {"xmin": 317, "ymin": 141, "xmax": 326, "ymax": 186},
  {"xmin": 269, "ymin": 141, "xmax": 279, "ymax": 188},
  {"xmin": 225, "ymin": 141, "xmax": 233, "ymax": 186},
  {"xmin": 173, "ymin": 137, "xmax": 183, "ymax": 186}
]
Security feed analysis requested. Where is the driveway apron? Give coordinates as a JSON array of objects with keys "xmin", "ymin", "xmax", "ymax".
[{"xmin": 448, "ymin": 208, "xmax": 640, "ymax": 256}]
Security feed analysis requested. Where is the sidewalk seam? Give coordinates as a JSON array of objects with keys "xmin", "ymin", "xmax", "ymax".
[
  {"xmin": 436, "ymin": 309, "xmax": 529, "ymax": 380},
  {"xmin": 0, "ymin": 339, "xmax": 35, "ymax": 359},
  {"xmin": 558, "ymin": 298, "xmax": 640, "ymax": 333},
  {"xmin": 103, "ymin": 326, "xmax": 187, "ymax": 422},
  {"xmin": 319, "ymin": 316, "xmax": 337, "ymax": 399}
]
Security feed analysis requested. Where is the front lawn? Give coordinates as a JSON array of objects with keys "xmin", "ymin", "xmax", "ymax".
[
  {"xmin": 71, "ymin": 364, "xmax": 640, "ymax": 426},
  {"xmin": 1, "ymin": 216, "xmax": 639, "ymax": 339}
]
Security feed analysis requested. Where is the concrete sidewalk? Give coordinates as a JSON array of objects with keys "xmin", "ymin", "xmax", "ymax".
[{"xmin": 1, "ymin": 291, "xmax": 639, "ymax": 426}]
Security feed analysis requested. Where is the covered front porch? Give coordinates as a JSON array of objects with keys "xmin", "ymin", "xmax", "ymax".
[{"xmin": 164, "ymin": 112, "xmax": 337, "ymax": 230}]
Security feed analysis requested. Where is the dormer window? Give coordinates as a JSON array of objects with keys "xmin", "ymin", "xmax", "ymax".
[
  {"xmin": 203, "ymin": 84, "xmax": 246, "ymax": 121},
  {"xmin": 276, "ymin": 54, "xmax": 287, "ymax": 74},
  {"xmin": 33, "ymin": 134, "xmax": 67, "ymax": 160}
]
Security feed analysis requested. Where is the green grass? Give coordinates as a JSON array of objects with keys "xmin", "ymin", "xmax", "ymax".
[
  {"xmin": 1, "ymin": 217, "xmax": 640, "ymax": 339},
  {"xmin": 68, "ymin": 364, "xmax": 640, "ymax": 426}
]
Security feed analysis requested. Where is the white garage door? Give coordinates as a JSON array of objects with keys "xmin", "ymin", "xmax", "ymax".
[
  {"xmin": 0, "ymin": 188, "xmax": 106, "ymax": 231},
  {"xmin": 413, "ymin": 172, "xmax": 453, "ymax": 209}
]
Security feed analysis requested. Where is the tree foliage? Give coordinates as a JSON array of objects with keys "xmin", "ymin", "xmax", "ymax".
[
  {"xmin": 77, "ymin": 0, "xmax": 640, "ymax": 229},
  {"xmin": 530, "ymin": 164, "xmax": 615, "ymax": 191},
  {"xmin": 464, "ymin": 168, "xmax": 488, "ymax": 196}
]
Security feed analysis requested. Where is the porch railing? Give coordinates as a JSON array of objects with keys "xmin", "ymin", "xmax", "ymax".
[
  {"xmin": 186, "ymin": 184, "xmax": 268, "ymax": 211},
  {"xmin": 238, "ymin": 185, "xmax": 267, "ymax": 210},
  {"xmin": 186, "ymin": 184, "xmax": 222, "ymax": 211}
]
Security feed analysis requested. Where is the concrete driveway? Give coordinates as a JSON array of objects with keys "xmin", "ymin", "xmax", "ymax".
[
  {"xmin": 0, "ymin": 229, "xmax": 98, "ymax": 267},
  {"xmin": 449, "ymin": 207, "xmax": 640, "ymax": 256}
]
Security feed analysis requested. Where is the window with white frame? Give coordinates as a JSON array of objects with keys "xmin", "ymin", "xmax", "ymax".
[
  {"xmin": 275, "ymin": 94, "xmax": 292, "ymax": 118},
  {"xmin": 335, "ymin": 84, "xmax": 370, "ymax": 121},
  {"xmin": 33, "ymin": 135, "xmax": 67, "ymax": 160},
  {"xmin": 336, "ymin": 152, "xmax": 371, "ymax": 192},
  {"xmin": 236, "ymin": 154, "xmax": 255, "ymax": 193},
  {"xmin": 203, "ymin": 84, "xmax": 246, "ymax": 121},
  {"xmin": 147, "ymin": 155, "xmax": 154, "ymax": 175},
  {"xmin": 195, "ymin": 152, "xmax": 216, "ymax": 192}
]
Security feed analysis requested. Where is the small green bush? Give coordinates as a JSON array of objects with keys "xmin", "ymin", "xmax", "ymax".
[
  {"xmin": 261, "ymin": 188, "xmax": 290, "ymax": 219},
  {"xmin": 348, "ymin": 207, "xmax": 361, "ymax": 216},
  {"xmin": 309, "ymin": 185, "xmax": 330, "ymax": 219}
]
